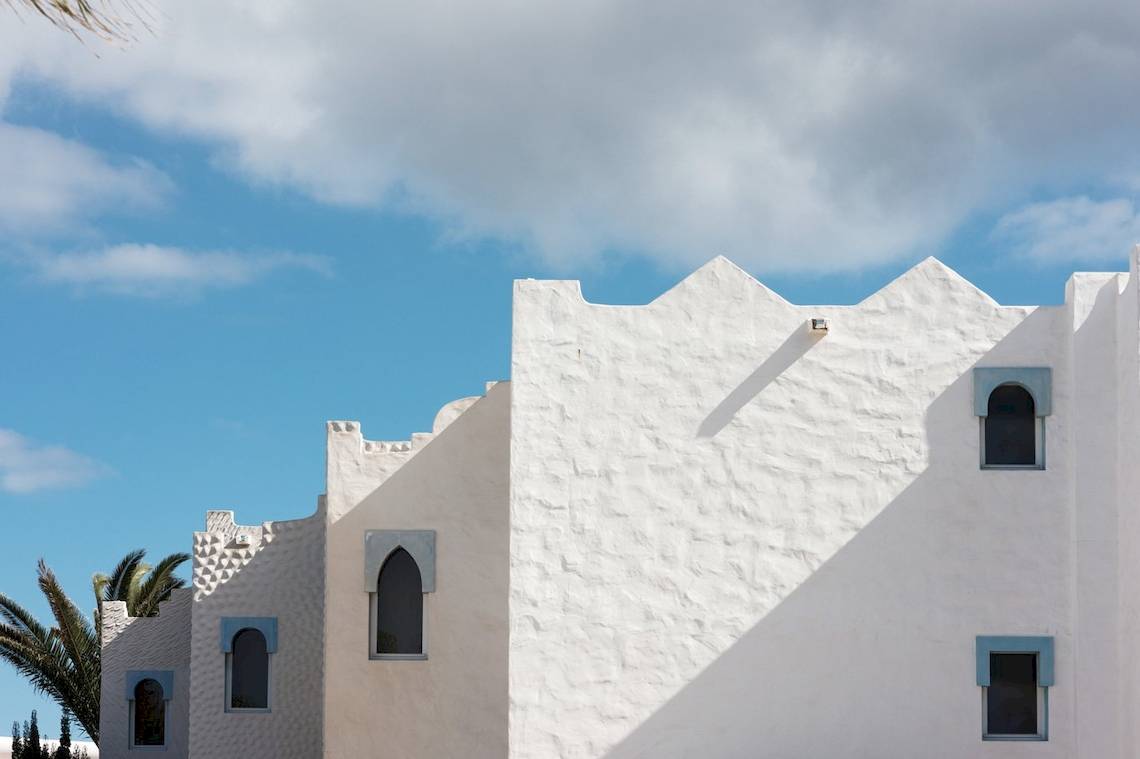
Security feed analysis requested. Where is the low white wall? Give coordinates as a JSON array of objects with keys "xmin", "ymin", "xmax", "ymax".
[
  {"xmin": 0, "ymin": 736, "xmax": 100, "ymax": 757},
  {"xmin": 100, "ymin": 590, "xmax": 191, "ymax": 759}
]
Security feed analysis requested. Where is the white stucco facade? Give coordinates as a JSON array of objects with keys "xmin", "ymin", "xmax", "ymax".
[{"xmin": 101, "ymin": 252, "xmax": 1140, "ymax": 758}]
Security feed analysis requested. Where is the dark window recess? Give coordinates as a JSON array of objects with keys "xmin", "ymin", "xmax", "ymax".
[
  {"xmin": 231, "ymin": 628, "xmax": 270, "ymax": 709},
  {"xmin": 988, "ymin": 653, "xmax": 1037, "ymax": 735},
  {"xmin": 985, "ymin": 385, "xmax": 1036, "ymax": 466},
  {"xmin": 133, "ymin": 679, "xmax": 165, "ymax": 746},
  {"xmin": 376, "ymin": 547, "xmax": 424, "ymax": 655}
]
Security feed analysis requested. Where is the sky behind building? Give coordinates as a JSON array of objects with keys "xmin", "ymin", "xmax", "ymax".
[{"xmin": 2, "ymin": 0, "xmax": 1140, "ymax": 737}]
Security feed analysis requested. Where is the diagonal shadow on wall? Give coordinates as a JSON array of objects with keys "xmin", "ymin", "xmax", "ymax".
[
  {"xmin": 697, "ymin": 328, "xmax": 821, "ymax": 438},
  {"xmin": 599, "ymin": 305, "xmax": 1078, "ymax": 759}
]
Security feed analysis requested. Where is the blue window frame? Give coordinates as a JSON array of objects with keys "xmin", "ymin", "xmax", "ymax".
[{"xmin": 976, "ymin": 636, "xmax": 1053, "ymax": 741}]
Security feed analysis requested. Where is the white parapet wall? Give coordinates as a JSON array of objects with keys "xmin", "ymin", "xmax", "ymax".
[
  {"xmin": 187, "ymin": 509, "xmax": 325, "ymax": 759},
  {"xmin": 507, "ymin": 255, "xmax": 1138, "ymax": 758},
  {"xmin": 322, "ymin": 382, "xmax": 511, "ymax": 759},
  {"xmin": 0, "ymin": 737, "xmax": 99, "ymax": 757},
  {"xmin": 100, "ymin": 590, "xmax": 191, "ymax": 759}
]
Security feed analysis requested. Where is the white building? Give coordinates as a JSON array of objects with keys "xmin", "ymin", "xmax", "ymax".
[{"xmin": 100, "ymin": 253, "xmax": 1140, "ymax": 758}]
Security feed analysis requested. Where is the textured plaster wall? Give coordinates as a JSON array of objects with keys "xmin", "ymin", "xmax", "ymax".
[
  {"xmin": 1068, "ymin": 270, "xmax": 1125, "ymax": 757},
  {"xmin": 1114, "ymin": 251, "xmax": 1140, "ymax": 758},
  {"xmin": 509, "ymin": 256, "xmax": 1096, "ymax": 758},
  {"xmin": 187, "ymin": 509, "xmax": 324, "ymax": 759},
  {"xmin": 322, "ymin": 382, "xmax": 510, "ymax": 758},
  {"xmin": 99, "ymin": 589, "xmax": 191, "ymax": 759}
]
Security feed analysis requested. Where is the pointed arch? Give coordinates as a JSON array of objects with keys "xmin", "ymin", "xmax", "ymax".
[
  {"xmin": 364, "ymin": 530, "xmax": 436, "ymax": 592},
  {"xmin": 373, "ymin": 547, "xmax": 425, "ymax": 656}
]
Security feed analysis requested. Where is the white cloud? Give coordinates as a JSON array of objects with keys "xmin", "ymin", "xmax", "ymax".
[
  {"xmin": 0, "ymin": 121, "xmax": 169, "ymax": 236},
  {"xmin": 4, "ymin": 1, "xmax": 1140, "ymax": 270},
  {"xmin": 0, "ymin": 429, "xmax": 106, "ymax": 493},
  {"xmin": 993, "ymin": 196, "xmax": 1140, "ymax": 264},
  {"xmin": 29, "ymin": 243, "xmax": 332, "ymax": 297}
]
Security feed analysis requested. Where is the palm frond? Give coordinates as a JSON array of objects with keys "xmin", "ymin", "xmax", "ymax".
[
  {"xmin": 3, "ymin": 0, "xmax": 151, "ymax": 42},
  {"xmin": 0, "ymin": 591, "xmax": 52, "ymax": 644},
  {"xmin": 38, "ymin": 561, "xmax": 99, "ymax": 689},
  {"xmin": 0, "ymin": 549, "xmax": 187, "ymax": 746},
  {"xmin": 100, "ymin": 549, "xmax": 145, "ymax": 605},
  {"xmin": 130, "ymin": 552, "xmax": 190, "ymax": 618}
]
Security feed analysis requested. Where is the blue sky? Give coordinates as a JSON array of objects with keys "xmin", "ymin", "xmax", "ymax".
[{"xmin": 2, "ymin": 0, "xmax": 1140, "ymax": 740}]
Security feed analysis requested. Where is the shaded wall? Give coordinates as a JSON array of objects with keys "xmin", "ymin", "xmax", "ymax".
[
  {"xmin": 509, "ymin": 257, "xmax": 1089, "ymax": 757},
  {"xmin": 321, "ymin": 383, "xmax": 510, "ymax": 758},
  {"xmin": 1114, "ymin": 252, "xmax": 1140, "ymax": 759},
  {"xmin": 187, "ymin": 510, "xmax": 325, "ymax": 758},
  {"xmin": 100, "ymin": 590, "xmax": 191, "ymax": 759}
]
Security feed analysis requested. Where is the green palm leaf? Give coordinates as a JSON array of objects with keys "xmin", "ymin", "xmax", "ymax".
[{"xmin": 0, "ymin": 549, "xmax": 190, "ymax": 747}]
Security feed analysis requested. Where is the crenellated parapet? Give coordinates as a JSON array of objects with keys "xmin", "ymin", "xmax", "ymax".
[
  {"xmin": 98, "ymin": 590, "xmax": 192, "ymax": 759},
  {"xmin": 101, "ymin": 589, "xmax": 193, "ymax": 643},
  {"xmin": 324, "ymin": 381, "xmax": 505, "ymax": 520},
  {"xmin": 191, "ymin": 510, "xmax": 322, "ymax": 599}
]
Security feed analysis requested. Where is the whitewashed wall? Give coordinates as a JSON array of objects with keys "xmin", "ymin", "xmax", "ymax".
[
  {"xmin": 0, "ymin": 737, "xmax": 99, "ymax": 758},
  {"xmin": 322, "ymin": 382, "xmax": 510, "ymax": 758},
  {"xmin": 507, "ymin": 256, "xmax": 1131, "ymax": 758},
  {"xmin": 187, "ymin": 510, "xmax": 325, "ymax": 758},
  {"xmin": 1111, "ymin": 253, "xmax": 1140, "ymax": 759},
  {"xmin": 92, "ymin": 251, "xmax": 1140, "ymax": 758},
  {"xmin": 99, "ymin": 590, "xmax": 190, "ymax": 759}
]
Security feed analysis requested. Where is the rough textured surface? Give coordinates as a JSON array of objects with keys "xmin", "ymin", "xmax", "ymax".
[
  {"xmin": 509, "ymin": 256, "xmax": 1095, "ymax": 758},
  {"xmin": 99, "ymin": 590, "xmax": 190, "ymax": 758},
  {"xmin": 188, "ymin": 509, "xmax": 324, "ymax": 759},
  {"xmin": 323, "ymin": 382, "xmax": 510, "ymax": 759},
  {"xmin": 97, "ymin": 252, "xmax": 1140, "ymax": 758}
]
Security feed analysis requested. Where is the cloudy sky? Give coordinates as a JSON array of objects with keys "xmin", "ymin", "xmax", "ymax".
[{"xmin": 2, "ymin": 0, "xmax": 1139, "ymax": 736}]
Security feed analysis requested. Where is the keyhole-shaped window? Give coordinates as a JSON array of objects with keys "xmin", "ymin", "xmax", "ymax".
[{"xmin": 372, "ymin": 547, "xmax": 425, "ymax": 657}]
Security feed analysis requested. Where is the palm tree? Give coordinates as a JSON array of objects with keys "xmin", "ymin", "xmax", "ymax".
[
  {"xmin": 0, "ymin": 549, "xmax": 190, "ymax": 745},
  {"xmin": 3, "ymin": 0, "xmax": 147, "ymax": 41}
]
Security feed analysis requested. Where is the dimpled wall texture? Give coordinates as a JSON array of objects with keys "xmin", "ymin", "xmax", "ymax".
[
  {"xmin": 188, "ymin": 509, "xmax": 324, "ymax": 759},
  {"xmin": 100, "ymin": 590, "xmax": 191, "ymax": 758},
  {"xmin": 507, "ymin": 256, "xmax": 1113, "ymax": 758}
]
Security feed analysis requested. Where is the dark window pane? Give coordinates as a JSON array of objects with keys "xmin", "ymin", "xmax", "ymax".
[
  {"xmin": 133, "ymin": 679, "xmax": 165, "ymax": 746},
  {"xmin": 985, "ymin": 385, "xmax": 1036, "ymax": 465},
  {"xmin": 231, "ymin": 628, "xmax": 269, "ymax": 709},
  {"xmin": 988, "ymin": 653, "xmax": 1037, "ymax": 735},
  {"xmin": 376, "ymin": 547, "xmax": 424, "ymax": 655}
]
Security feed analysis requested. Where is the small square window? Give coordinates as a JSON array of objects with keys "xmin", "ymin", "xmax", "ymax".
[{"xmin": 984, "ymin": 653, "xmax": 1045, "ymax": 739}]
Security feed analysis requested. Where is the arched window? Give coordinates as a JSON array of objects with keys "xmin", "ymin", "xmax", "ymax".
[
  {"xmin": 371, "ymin": 547, "xmax": 425, "ymax": 657},
  {"xmin": 984, "ymin": 384, "xmax": 1040, "ymax": 467},
  {"xmin": 131, "ymin": 678, "xmax": 166, "ymax": 747},
  {"xmin": 227, "ymin": 628, "xmax": 270, "ymax": 710}
]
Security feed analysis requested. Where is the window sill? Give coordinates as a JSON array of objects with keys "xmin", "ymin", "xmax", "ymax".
[
  {"xmin": 980, "ymin": 464, "xmax": 1045, "ymax": 471},
  {"xmin": 226, "ymin": 707, "xmax": 271, "ymax": 714},
  {"xmin": 983, "ymin": 735, "xmax": 1047, "ymax": 741},
  {"xmin": 129, "ymin": 746, "xmax": 168, "ymax": 752},
  {"xmin": 370, "ymin": 653, "xmax": 428, "ymax": 661}
]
